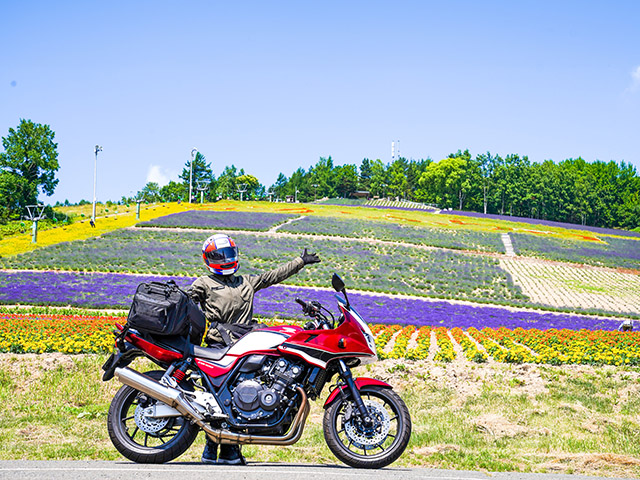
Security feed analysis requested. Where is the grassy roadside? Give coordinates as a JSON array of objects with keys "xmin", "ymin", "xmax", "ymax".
[{"xmin": 1, "ymin": 353, "xmax": 639, "ymax": 477}]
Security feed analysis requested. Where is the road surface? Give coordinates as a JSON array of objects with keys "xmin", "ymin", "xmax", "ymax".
[{"xmin": 0, "ymin": 461, "xmax": 635, "ymax": 480}]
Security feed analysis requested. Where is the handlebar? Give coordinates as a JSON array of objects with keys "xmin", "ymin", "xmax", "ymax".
[
  {"xmin": 295, "ymin": 298, "xmax": 308, "ymax": 310},
  {"xmin": 295, "ymin": 297, "xmax": 335, "ymax": 329}
]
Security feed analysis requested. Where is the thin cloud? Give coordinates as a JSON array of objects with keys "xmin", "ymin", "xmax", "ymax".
[
  {"xmin": 630, "ymin": 65, "xmax": 640, "ymax": 92},
  {"xmin": 146, "ymin": 165, "xmax": 177, "ymax": 186}
]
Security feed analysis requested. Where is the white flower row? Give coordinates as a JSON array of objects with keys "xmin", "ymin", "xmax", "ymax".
[{"xmin": 499, "ymin": 258, "xmax": 640, "ymax": 315}]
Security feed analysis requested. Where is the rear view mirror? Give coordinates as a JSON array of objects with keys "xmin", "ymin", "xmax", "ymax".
[{"xmin": 332, "ymin": 273, "xmax": 345, "ymax": 292}]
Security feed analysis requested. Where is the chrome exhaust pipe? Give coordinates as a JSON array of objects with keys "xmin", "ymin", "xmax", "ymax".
[
  {"xmin": 114, "ymin": 367, "xmax": 310, "ymax": 446},
  {"xmin": 114, "ymin": 367, "xmax": 204, "ymax": 421}
]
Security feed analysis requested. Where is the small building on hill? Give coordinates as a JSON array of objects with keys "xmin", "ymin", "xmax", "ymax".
[{"xmin": 350, "ymin": 191, "xmax": 370, "ymax": 199}]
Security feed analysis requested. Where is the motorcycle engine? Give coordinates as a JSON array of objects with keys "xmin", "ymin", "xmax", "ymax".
[{"xmin": 230, "ymin": 356, "xmax": 304, "ymax": 423}]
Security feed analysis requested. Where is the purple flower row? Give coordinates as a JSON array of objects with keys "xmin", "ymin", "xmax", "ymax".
[
  {"xmin": 137, "ymin": 210, "xmax": 297, "ymax": 231},
  {"xmin": 280, "ymin": 216, "xmax": 504, "ymax": 252},
  {"xmin": 0, "ymin": 229, "xmax": 523, "ymax": 303},
  {"xmin": 447, "ymin": 210, "xmax": 640, "ymax": 239},
  {"xmin": 0, "ymin": 270, "xmax": 625, "ymax": 331}
]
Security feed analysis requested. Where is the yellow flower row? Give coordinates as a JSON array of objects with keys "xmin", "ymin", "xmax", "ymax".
[
  {"xmin": 0, "ymin": 314, "xmax": 117, "ymax": 353},
  {"xmin": 0, "ymin": 203, "xmax": 189, "ymax": 257},
  {"xmin": 2, "ymin": 313, "xmax": 639, "ymax": 368}
]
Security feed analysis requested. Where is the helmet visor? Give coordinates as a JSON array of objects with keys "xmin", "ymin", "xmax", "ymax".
[{"xmin": 205, "ymin": 246, "xmax": 238, "ymax": 263}]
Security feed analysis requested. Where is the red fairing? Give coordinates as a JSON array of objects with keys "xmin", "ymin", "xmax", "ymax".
[
  {"xmin": 323, "ymin": 377, "xmax": 392, "ymax": 408},
  {"xmin": 286, "ymin": 310, "xmax": 371, "ymax": 353},
  {"xmin": 278, "ymin": 308, "xmax": 375, "ymax": 368},
  {"xmin": 125, "ymin": 332, "xmax": 184, "ymax": 363}
]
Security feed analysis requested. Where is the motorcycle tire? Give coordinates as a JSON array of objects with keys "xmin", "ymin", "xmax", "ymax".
[
  {"xmin": 323, "ymin": 385, "xmax": 411, "ymax": 469},
  {"xmin": 107, "ymin": 370, "xmax": 199, "ymax": 463}
]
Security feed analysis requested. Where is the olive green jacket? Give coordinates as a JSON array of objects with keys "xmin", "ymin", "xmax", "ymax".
[{"xmin": 188, "ymin": 257, "xmax": 305, "ymax": 345}]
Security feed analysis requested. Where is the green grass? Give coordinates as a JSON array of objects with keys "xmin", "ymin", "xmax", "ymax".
[{"xmin": 1, "ymin": 353, "xmax": 640, "ymax": 476}]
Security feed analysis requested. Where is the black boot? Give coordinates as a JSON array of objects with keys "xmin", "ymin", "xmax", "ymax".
[
  {"xmin": 217, "ymin": 444, "xmax": 246, "ymax": 465},
  {"xmin": 201, "ymin": 439, "xmax": 218, "ymax": 464}
]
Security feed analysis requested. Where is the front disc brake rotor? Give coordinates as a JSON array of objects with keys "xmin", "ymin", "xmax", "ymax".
[
  {"xmin": 343, "ymin": 399, "xmax": 391, "ymax": 450},
  {"xmin": 134, "ymin": 403, "xmax": 171, "ymax": 434}
]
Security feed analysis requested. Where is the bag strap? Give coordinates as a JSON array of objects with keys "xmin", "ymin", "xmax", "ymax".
[
  {"xmin": 145, "ymin": 282, "xmax": 169, "ymax": 296},
  {"xmin": 216, "ymin": 324, "xmax": 235, "ymax": 346},
  {"xmin": 145, "ymin": 280, "xmax": 180, "ymax": 297}
]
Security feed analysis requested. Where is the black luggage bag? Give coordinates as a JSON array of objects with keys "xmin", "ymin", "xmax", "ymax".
[{"xmin": 127, "ymin": 280, "xmax": 206, "ymax": 344}]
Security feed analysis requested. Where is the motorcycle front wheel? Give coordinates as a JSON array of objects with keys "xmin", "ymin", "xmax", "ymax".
[
  {"xmin": 107, "ymin": 370, "xmax": 199, "ymax": 463},
  {"xmin": 323, "ymin": 385, "xmax": 412, "ymax": 469}
]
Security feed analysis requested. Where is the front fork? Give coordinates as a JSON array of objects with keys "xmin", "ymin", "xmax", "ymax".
[{"xmin": 337, "ymin": 360, "xmax": 373, "ymax": 427}]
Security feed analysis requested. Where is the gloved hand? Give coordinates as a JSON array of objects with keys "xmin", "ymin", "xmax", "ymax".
[{"xmin": 301, "ymin": 248, "xmax": 320, "ymax": 265}]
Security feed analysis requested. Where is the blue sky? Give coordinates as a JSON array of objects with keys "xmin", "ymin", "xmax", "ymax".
[{"xmin": 1, "ymin": 1, "xmax": 639, "ymax": 203}]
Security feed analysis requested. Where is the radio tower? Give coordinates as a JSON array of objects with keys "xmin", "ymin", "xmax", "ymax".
[{"xmin": 391, "ymin": 140, "xmax": 400, "ymax": 160}]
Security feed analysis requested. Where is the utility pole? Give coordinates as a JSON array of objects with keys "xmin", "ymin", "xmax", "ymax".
[
  {"xmin": 312, "ymin": 184, "xmax": 319, "ymax": 201},
  {"xmin": 134, "ymin": 195, "xmax": 143, "ymax": 220},
  {"xmin": 196, "ymin": 180, "xmax": 209, "ymax": 204},
  {"xmin": 237, "ymin": 183, "xmax": 247, "ymax": 202},
  {"xmin": 25, "ymin": 204, "xmax": 46, "ymax": 243},
  {"xmin": 189, "ymin": 147, "xmax": 197, "ymax": 203},
  {"xmin": 92, "ymin": 145, "xmax": 102, "ymax": 223}
]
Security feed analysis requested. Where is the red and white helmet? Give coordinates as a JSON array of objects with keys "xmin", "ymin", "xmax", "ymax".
[{"xmin": 202, "ymin": 234, "xmax": 239, "ymax": 275}]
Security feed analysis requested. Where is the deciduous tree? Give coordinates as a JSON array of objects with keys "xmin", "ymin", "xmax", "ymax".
[{"xmin": 0, "ymin": 119, "xmax": 60, "ymax": 220}]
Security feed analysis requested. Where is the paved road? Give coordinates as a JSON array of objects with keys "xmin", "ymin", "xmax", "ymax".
[{"xmin": 0, "ymin": 461, "xmax": 636, "ymax": 480}]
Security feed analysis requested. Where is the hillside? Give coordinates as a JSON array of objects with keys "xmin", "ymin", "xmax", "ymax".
[
  {"xmin": 1, "ymin": 201, "xmax": 640, "ymax": 475},
  {"xmin": 1, "ymin": 200, "xmax": 638, "ymax": 320}
]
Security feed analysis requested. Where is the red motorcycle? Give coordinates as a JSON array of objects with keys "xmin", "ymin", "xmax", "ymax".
[{"xmin": 102, "ymin": 274, "xmax": 411, "ymax": 469}]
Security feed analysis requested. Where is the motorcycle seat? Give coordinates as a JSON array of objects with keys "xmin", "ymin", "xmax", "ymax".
[{"xmin": 191, "ymin": 344, "xmax": 230, "ymax": 361}]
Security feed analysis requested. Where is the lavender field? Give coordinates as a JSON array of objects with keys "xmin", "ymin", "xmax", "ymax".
[
  {"xmin": 0, "ymin": 270, "xmax": 623, "ymax": 331},
  {"xmin": 448, "ymin": 210, "xmax": 640, "ymax": 239},
  {"xmin": 279, "ymin": 215, "xmax": 505, "ymax": 252},
  {"xmin": 137, "ymin": 210, "xmax": 297, "ymax": 231},
  {"xmin": 511, "ymin": 233, "xmax": 640, "ymax": 270},
  {"xmin": 0, "ymin": 229, "xmax": 525, "ymax": 303}
]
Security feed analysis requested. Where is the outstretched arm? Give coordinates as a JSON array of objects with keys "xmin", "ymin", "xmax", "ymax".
[{"xmin": 250, "ymin": 249, "xmax": 321, "ymax": 291}]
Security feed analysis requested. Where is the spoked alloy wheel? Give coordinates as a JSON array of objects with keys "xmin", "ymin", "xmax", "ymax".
[
  {"xmin": 107, "ymin": 370, "xmax": 199, "ymax": 463},
  {"xmin": 323, "ymin": 385, "xmax": 411, "ymax": 469}
]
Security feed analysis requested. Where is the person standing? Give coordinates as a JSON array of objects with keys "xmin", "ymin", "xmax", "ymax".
[{"xmin": 188, "ymin": 233, "xmax": 320, "ymax": 464}]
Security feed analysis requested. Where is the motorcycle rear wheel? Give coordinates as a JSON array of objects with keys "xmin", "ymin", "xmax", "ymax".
[
  {"xmin": 323, "ymin": 385, "xmax": 411, "ymax": 469},
  {"xmin": 107, "ymin": 370, "xmax": 199, "ymax": 463}
]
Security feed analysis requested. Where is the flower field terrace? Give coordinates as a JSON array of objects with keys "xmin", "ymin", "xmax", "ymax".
[
  {"xmin": 481, "ymin": 327, "xmax": 640, "ymax": 366},
  {"xmin": 279, "ymin": 215, "xmax": 505, "ymax": 252},
  {"xmin": 0, "ymin": 313, "xmax": 117, "ymax": 353},
  {"xmin": 2, "ymin": 201, "xmax": 638, "ymax": 330},
  {"xmin": 2, "ymin": 311, "xmax": 638, "ymax": 368},
  {"xmin": 0, "ymin": 270, "xmax": 626, "ymax": 330},
  {"xmin": 500, "ymin": 258, "xmax": 640, "ymax": 316},
  {"xmin": 511, "ymin": 233, "xmax": 640, "ymax": 270},
  {"xmin": 0, "ymin": 271, "xmax": 192, "ymax": 309},
  {"xmin": 0, "ymin": 202, "xmax": 190, "ymax": 258},
  {"xmin": 448, "ymin": 210, "xmax": 640, "ymax": 239},
  {"xmin": 137, "ymin": 210, "xmax": 297, "ymax": 231},
  {"xmin": 0, "ymin": 229, "xmax": 525, "ymax": 304}
]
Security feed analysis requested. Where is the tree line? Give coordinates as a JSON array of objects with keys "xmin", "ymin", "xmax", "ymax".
[
  {"xmin": 135, "ymin": 150, "xmax": 639, "ymax": 230},
  {"xmin": 1, "ymin": 119, "xmax": 638, "ymax": 230}
]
